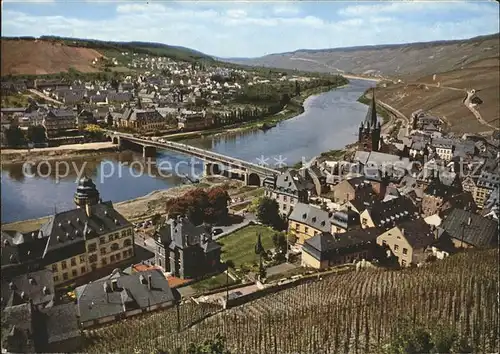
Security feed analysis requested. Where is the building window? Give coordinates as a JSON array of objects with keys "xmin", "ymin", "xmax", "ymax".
[
  {"xmin": 305, "ymin": 227, "xmax": 309, "ymax": 233},
  {"xmin": 89, "ymin": 255, "xmax": 98, "ymax": 263},
  {"xmin": 283, "ymin": 196, "xmax": 287, "ymax": 202},
  {"xmin": 110, "ymin": 255, "xmax": 115, "ymax": 262},
  {"xmin": 88, "ymin": 243, "xmax": 97, "ymax": 252},
  {"xmin": 362, "ymin": 218, "xmax": 367, "ymax": 225},
  {"xmin": 100, "ymin": 248, "xmax": 106, "ymax": 255},
  {"xmin": 124, "ymin": 239, "xmax": 132, "ymax": 247},
  {"xmin": 116, "ymin": 253, "xmax": 121, "ymax": 261},
  {"xmin": 111, "ymin": 243, "xmax": 119, "ymax": 251},
  {"xmin": 403, "ymin": 248, "xmax": 408, "ymax": 255},
  {"xmin": 80, "ymin": 255, "xmax": 85, "ymax": 263},
  {"xmin": 295, "ymin": 224, "xmax": 299, "ymax": 231},
  {"xmin": 382, "ymin": 240, "xmax": 387, "ymax": 246},
  {"xmin": 394, "ymin": 245, "xmax": 399, "ymax": 252},
  {"xmin": 99, "ymin": 236, "xmax": 106, "ymax": 244},
  {"xmin": 61, "ymin": 261, "xmax": 67, "ymax": 269},
  {"xmin": 72, "ymin": 269, "xmax": 77, "ymax": 277},
  {"xmin": 81, "ymin": 266, "xmax": 86, "ymax": 274},
  {"xmin": 127, "ymin": 229, "xmax": 132, "ymax": 236},
  {"xmin": 71, "ymin": 258, "xmax": 76, "ymax": 266},
  {"xmin": 102, "ymin": 257, "xmax": 107, "ymax": 266},
  {"xmin": 52, "ymin": 264, "xmax": 58, "ymax": 272},
  {"xmin": 121, "ymin": 230, "xmax": 127, "ymax": 238},
  {"xmin": 53, "ymin": 276, "xmax": 59, "ymax": 282},
  {"xmin": 63, "ymin": 273, "xmax": 68, "ymax": 280},
  {"xmin": 402, "ymin": 260, "xmax": 407, "ymax": 267},
  {"xmin": 283, "ymin": 204, "xmax": 287, "ymax": 210}
]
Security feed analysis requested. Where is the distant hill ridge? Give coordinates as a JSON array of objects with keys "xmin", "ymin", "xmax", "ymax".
[{"xmin": 223, "ymin": 33, "xmax": 500, "ymax": 79}]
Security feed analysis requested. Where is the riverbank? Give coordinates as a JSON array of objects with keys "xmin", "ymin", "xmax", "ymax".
[
  {"xmin": 1, "ymin": 142, "xmax": 119, "ymax": 165},
  {"xmin": 1, "ymin": 176, "xmax": 260, "ymax": 232},
  {"xmin": 166, "ymin": 82, "xmax": 349, "ymax": 141}
]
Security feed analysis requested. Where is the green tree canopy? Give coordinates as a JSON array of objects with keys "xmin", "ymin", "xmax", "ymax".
[{"xmin": 256, "ymin": 197, "xmax": 286, "ymax": 230}]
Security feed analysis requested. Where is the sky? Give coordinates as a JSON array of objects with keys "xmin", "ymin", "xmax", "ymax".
[{"xmin": 1, "ymin": 1, "xmax": 499, "ymax": 58}]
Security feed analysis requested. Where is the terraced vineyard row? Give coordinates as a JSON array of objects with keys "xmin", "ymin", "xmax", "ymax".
[{"xmin": 84, "ymin": 250, "xmax": 499, "ymax": 353}]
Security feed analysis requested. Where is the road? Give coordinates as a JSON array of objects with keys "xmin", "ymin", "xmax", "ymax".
[
  {"xmin": 28, "ymin": 88, "xmax": 63, "ymax": 105},
  {"xmin": 1, "ymin": 141, "xmax": 115, "ymax": 155},
  {"xmin": 376, "ymin": 99, "xmax": 410, "ymax": 140},
  {"xmin": 194, "ymin": 283, "xmax": 260, "ymax": 303},
  {"xmin": 288, "ymin": 57, "xmax": 382, "ymax": 82},
  {"xmin": 213, "ymin": 213, "xmax": 257, "ymax": 240}
]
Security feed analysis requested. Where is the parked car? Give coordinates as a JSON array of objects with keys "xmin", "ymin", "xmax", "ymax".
[{"xmin": 212, "ymin": 228, "xmax": 223, "ymax": 236}]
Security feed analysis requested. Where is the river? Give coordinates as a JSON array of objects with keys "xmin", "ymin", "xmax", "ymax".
[{"xmin": 1, "ymin": 79, "xmax": 375, "ymax": 223}]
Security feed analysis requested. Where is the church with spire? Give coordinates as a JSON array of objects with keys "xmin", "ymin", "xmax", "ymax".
[{"xmin": 358, "ymin": 88, "xmax": 381, "ymax": 152}]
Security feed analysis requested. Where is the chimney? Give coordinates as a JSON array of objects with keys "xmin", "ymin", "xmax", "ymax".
[
  {"xmin": 85, "ymin": 203, "xmax": 92, "ymax": 218},
  {"xmin": 467, "ymin": 217, "xmax": 471, "ymax": 226},
  {"xmin": 111, "ymin": 279, "xmax": 119, "ymax": 291},
  {"xmin": 148, "ymin": 274, "xmax": 152, "ymax": 290}
]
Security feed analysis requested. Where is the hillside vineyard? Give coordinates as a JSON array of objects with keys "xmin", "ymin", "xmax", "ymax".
[{"xmin": 84, "ymin": 250, "xmax": 499, "ymax": 353}]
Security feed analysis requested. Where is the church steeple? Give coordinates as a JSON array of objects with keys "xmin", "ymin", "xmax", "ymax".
[{"xmin": 364, "ymin": 88, "xmax": 378, "ymax": 129}]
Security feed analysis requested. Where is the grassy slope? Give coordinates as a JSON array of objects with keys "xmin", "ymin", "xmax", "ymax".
[
  {"xmin": 218, "ymin": 225, "xmax": 275, "ymax": 268},
  {"xmin": 1, "ymin": 36, "xmax": 214, "ymax": 76}
]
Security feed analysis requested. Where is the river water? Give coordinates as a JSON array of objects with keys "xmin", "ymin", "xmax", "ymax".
[{"xmin": 1, "ymin": 79, "xmax": 374, "ymax": 223}]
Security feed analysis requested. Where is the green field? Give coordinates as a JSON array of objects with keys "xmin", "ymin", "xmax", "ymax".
[
  {"xmin": 218, "ymin": 225, "xmax": 275, "ymax": 268},
  {"xmin": 191, "ymin": 272, "xmax": 238, "ymax": 292}
]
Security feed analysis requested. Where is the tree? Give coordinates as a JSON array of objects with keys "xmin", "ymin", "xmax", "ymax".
[
  {"xmin": 186, "ymin": 334, "xmax": 231, "ymax": 354},
  {"xmin": 166, "ymin": 187, "xmax": 230, "ymax": 225},
  {"xmin": 272, "ymin": 232, "xmax": 287, "ymax": 261},
  {"xmin": 206, "ymin": 187, "xmax": 230, "ymax": 223},
  {"xmin": 256, "ymin": 197, "xmax": 285, "ymax": 230},
  {"xmin": 4, "ymin": 126, "xmax": 25, "ymax": 147},
  {"xmin": 295, "ymin": 81, "xmax": 301, "ymax": 96},
  {"xmin": 26, "ymin": 125, "xmax": 46, "ymax": 144}
]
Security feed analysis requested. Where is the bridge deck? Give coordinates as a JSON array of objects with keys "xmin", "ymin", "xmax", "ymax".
[{"xmin": 113, "ymin": 133, "xmax": 279, "ymax": 175}]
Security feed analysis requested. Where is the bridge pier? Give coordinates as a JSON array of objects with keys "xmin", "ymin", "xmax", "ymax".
[
  {"xmin": 143, "ymin": 145, "xmax": 156, "ymax": 159},
  {"xmin": 204, "ymin": 162, "xmax": 222, "ymax": 176}
]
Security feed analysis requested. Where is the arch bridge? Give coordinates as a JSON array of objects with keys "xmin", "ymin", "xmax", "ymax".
[{"xmin": 106, "ymin": 132, "xmax": 279, "ymax": 186}]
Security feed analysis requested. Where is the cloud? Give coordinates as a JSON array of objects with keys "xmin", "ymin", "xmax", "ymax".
[
  {"xmin": 1, "ymin": 1, "xmax": 498, "ymax": 58},
  {"xmin": 338, "ymin": 1, "xmax": 491, "ymax": 17},
  {"xmin": 273, "ymin": 4, "xmax": 301, "ymax": 16},
  {"xmin": 2, "ymin": 0, "xmax": 54, "ymax": 3}
]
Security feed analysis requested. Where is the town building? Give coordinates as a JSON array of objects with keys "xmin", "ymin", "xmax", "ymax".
[
  {"xmin": 377, "ymin": 218, "xmax": 437, "ymax": 267},
  {"xmin": 178, "ymin": 110, "xmax": 214, "ymax": 131},
  {"xmin": 301, "ymin": 228, "xmax": 379, "ymax": 269},
  {"xmin": 75, "ymin": 269, "xmax": 175, "ymax": 328},
  {"xmin": 117, "ymin": 107, "xmax": 170, "ymax": 132},
  {"xmin": 1, "ymin": 269, "xmax": 54, "ymax": 310},
  {"xmin": 438, "ymin": 208, "xmax": 498, "ymax": 249},
  {"xmin": 329, "ymin": 176, "xmax": 374, "ymax": 204},
  {"xmin": 359, "ymin": 196, "xmax": 419, "ymax": 230},
  {"xmin": 153, "ymin": 217, "xmax": 221, "ymax": 279},
  {"xmin": 357, "ymin": 89, "xmax": 381, "ymax": 152},
  {"xmin": 288, "ymin": 203, "xmax": 333, "ymax": 245},
  {"xmin": 42, "ymin": 109, "xmax": 77, "ymax": 137},
  {"xmin": 330, "ymin": 208, "xmax": 361, "ymax": 233},
  {"xmin": 1, "ymin": 177, "xmax": 135, "ymax": 287},
  {"xmin": 264, "ymin": 169, "xmax": 309, "ymax": 216},
  {"xmin": 473, "ymin": 160, "xmax": 499, "ymax": 209},
  {"xmin": 421, "ymin": 172, "xmax": 472, "ymax": 217}
]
